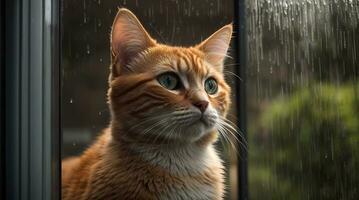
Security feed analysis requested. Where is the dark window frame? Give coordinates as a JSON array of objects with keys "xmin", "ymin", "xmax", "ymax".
[
  {"xmin": 4, "ymin": 0, "xmax": 60, "ymax": 199},
  {"xmin": 234, "ymin": 0, "xmax": 248, "ymax": 199},
  {"xmin": 1, "ymin": 0, "xmax": 5, "ymax": 198}
]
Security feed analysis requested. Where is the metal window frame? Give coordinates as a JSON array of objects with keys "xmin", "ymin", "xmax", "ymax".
[
  {"xmin": 4, "ymin": 0, "xmax": 60, "ymax": 199},
  {"xmin": 1, "ymin": 0, "xmax": 5, "ymax": 198},
  {"xmin": 234, "ymin": 0, "xmax": 249, "ymax": 199}
]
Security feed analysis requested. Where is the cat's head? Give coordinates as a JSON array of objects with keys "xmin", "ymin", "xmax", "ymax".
[{"xmin": 109, "ymin": 8, "xmax": 232, "ymax": 145}]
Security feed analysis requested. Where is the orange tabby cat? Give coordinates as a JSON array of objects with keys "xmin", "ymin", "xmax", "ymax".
[{"xmin": 62, "ymin": 8, "xmax": 232, "ymax": 200}]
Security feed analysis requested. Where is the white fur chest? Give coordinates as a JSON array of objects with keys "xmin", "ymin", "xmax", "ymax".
[
  {"xmin": 135, "ymin": 144, "xmax": 225, "ymax": 200},
  {"xmin": 159, "ymin": 181, "xmax": 219, "ymax": 200}
]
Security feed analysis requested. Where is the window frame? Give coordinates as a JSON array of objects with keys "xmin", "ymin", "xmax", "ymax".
[
  {"xmin": 4, "ymin": 0, "xmax": 60, "ymax": 199},
  {"xmin": 234, "ymin": 0, "xmax": 249, "ymax": 199},
  {"xmin": 1, "ymin": 0, "xmax": 5, "ymax": 198}
]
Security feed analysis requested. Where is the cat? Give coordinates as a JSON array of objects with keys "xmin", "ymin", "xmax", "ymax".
[{"xmin": 62, "ymin": 8, "xmax": 233, "ymax": 200}]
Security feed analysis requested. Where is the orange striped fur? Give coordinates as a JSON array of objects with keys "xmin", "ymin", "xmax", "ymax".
[{"xmin": 62, "ymin": 8, "xmax": 232, "ymax": 200}]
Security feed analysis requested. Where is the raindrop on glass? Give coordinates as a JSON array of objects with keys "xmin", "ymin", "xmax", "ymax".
[{"xmin": 86, "ymin": 44, "xmax": 90, "ymax": 54}]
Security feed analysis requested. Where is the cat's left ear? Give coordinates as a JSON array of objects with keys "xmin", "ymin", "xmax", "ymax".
[
  {"xmin": 110, "ymin": 8, "xmax": 156, "ymax": 77},
  {"xmin": 196, "ymin": 24, "xmax": 233, "ymax": 71}
]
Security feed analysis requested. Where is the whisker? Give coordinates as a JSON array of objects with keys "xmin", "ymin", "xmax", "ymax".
[
  {"xmin": 129, "ymin": 113, "xmax": 173, "ymax": 132},
  {"xmin": 152, "ymin": 120, "xmax": 175, "ymax": 145},
  {"xmin": 223, "ymin": 70, "xmax": 243, "ymax": 82},
  {"xmin": 219, "ymin": 116, "xmax": 248, "ymax": 146},
  {"xmin": 143, "ymin": 117, "xmax": 170, "ymax": 136},
  {"xmin": 219, "ymin": 121, "xmax": 247, "ymax": 152},
  {"xmin": 215, "ymin": 118, "xmax": 249, "ymax": 157},
  {"xmin": 216, "ymin": 124, "xmax": 239, "ymax": 156},
  {"xmin": 220, "ymin": 120, "xmax": 247, "ymax": 146},
  {"xmin": 222, "ymin": 63, "xmax": 239, "ymax": 67}
]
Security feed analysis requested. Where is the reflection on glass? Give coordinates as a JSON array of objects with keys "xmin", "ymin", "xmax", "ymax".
[
  {"xmin": 61, "ymin": 0, "xmax": 237, "ymax": 199},
  {"xmin": 247, "ymin": 0, "xmax": 359, "ymax": 199}
]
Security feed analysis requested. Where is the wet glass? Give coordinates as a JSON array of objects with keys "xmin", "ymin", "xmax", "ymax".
[
  {"xmin": 61, "ymin": 0, "xmax": 238, "ymax": 199},
  {"xmin": 246, "ymin": 0, "xmax": 359, "ymax": 199}
]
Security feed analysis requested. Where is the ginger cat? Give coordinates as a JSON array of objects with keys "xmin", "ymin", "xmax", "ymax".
[{"xmin": 62, "ymin": 8, "xmax": 233, "ymax": 200}]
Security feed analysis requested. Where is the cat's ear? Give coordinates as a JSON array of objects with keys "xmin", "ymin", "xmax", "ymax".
[
  {"xmin": 110, "ymin": 8, "xmax": 156, "ymax": 77},
  {"xmin": 196, "ymin": 24, "xmax": 232, "ymax": 71}
]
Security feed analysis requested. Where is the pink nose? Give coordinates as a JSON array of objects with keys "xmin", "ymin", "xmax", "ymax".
[{"xmin": 193, "ymin": 100, "xmax": 209, "ymax": 113}]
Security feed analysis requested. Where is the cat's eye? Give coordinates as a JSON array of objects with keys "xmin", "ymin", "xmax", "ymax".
[
  {"xmin": 157, "ymin": 72, "xmax": 181, "ymax": 90},
  {"xmin": 204, "ymin": 78, "xmax": 218, "ymax": 94}
]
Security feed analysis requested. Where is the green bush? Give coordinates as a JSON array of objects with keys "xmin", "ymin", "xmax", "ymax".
[{"xmin": 260, "ymin": 83, "xmax": 359, "ymax": 199}]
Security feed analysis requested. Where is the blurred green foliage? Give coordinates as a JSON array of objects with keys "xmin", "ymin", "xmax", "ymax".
[
  {"xmin": 247, "ymin": 0, "xmax": 359, "ymax": 199},
  {"xmin": 257, "ymin": 83, "xmax": 359, "ymax": 199}
]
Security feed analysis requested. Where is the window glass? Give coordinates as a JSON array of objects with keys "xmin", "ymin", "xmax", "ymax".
[
  {"xmin": 247, "ymin": 0, "xmax": 359, "ymax": 199},
  {"xmin": 61, "ymin": 0, "xmax": 238, "ymax": 199}
]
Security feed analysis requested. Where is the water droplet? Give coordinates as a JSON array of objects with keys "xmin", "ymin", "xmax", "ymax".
[{"xmin": 86, "ymin": 44, "xmax": 90, "ymax": 54}]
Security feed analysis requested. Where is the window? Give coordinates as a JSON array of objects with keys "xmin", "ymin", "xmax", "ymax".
[{"xmin": 246, "ymin": 0, "xmax": 359, "ymax": 199}]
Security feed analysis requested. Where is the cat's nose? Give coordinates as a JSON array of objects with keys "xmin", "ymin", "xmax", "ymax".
[{"xmin": 193, "ymin": 100, "xmax": 209, "ymax": 113}]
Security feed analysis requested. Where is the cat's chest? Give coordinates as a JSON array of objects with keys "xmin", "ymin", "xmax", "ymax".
[
  {"xmin": 158, "ymin": 179, "xmax": 220, "ymax": 200},
  {"xmin": 97, "ymin": 165, "xmax": 223, "ymax": 200},
  {"xmin": 102, "ymin": 144, "xmax": 224, "ymax": 199},
  {"xmin": 142, "ymin": 163, "xmax": 224, "ymax": 200},
  {"xmin": 140, "ymin": 147, "xmax": 224, "ymax": 199}
]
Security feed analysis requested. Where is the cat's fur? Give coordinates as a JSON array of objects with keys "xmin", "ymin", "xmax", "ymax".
[{"xmin": 62, "ymin": 8, "xmax": 232, "ymax": 200}]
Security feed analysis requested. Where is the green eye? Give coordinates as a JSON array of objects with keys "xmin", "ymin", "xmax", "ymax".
[
  {"xmin": 157, "ymin": 72, "xmax": 181, "ymax": 90},
  {"xmin": 204, "ymin": 78, "xmax": 218, "ymax": 94}
]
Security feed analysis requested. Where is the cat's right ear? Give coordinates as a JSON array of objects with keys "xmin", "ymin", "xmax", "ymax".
[{"xmin": 110, "ymin": 8, "xmax": 156, "ymax": 77}]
